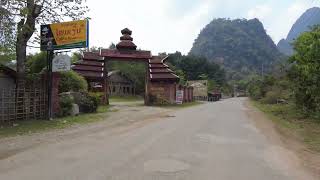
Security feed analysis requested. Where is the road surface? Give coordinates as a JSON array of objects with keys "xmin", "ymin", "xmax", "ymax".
[{"xmin": 0, "ymin": 98, "xmax": 316, "ymax": 180}]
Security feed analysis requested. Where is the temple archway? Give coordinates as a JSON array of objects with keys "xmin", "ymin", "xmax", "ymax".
[{"xmin": 73, "ymin": 28, "xmax": 181, "ymax": 105}]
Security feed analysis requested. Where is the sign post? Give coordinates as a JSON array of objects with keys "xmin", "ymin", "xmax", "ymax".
[
  {"xmin": 176, "ymin": 90, "xmax": 184, "ymax": 104},
  {"xmin": 52, "ymin": 55, "xmax": 71, "ymax": 72},
  {"xmin": 41, "ymin": 20, "xmax": 89, "ymax": 120},
  {"xmin": 46, "ymin": 42, "xmax": 54, "ymax": 120}
]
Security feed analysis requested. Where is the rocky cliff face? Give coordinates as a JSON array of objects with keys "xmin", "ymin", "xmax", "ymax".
[
  {"xmin": 189, "ymin": 18, "xmax": 283, "ymax": 80},
  {"xmin": 277, "ymin": 7, "xmax": 320, "ymax": 56}
]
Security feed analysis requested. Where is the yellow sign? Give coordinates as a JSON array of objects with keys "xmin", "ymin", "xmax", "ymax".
[
  {"xmin": 40, "ymin": 20, "xmax": 89, "ymax": 50},
  {"xmin": 50, "ymin": 20, "xmax": 87, "ymax": 45}
]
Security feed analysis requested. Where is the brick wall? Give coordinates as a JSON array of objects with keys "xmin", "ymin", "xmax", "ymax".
[{"xmin": 149, "ymin": 82, "xmax": 176, "ymax": 104}]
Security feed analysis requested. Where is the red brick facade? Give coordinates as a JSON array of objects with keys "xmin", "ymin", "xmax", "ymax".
[{"xmin": 148, "ymin": 82, "xmax": 177, "ymax": 104}]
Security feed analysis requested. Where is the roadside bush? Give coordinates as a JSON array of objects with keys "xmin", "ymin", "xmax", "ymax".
[
  {"xmin": 73, "ymin": 92, "xmax": 98, "ymax": 113},
  {"xmin": 59, "ymin": 71, "xmax": 88, "ymax": 93},
  {"xmin": 59, "ymin": 95, "xmax": 74, "ymax": 116},
  {"xmin": 247, "ymin": 82, "xmax": 263, "ymax": 100},
  {"xmin": 26, "ymin": 52, "xmax": 47, "ymax": 74},
  {"xmin": 89, "ymin": 92, "xmax": 104, "ymax": 105},
  {"xmin": 148, "ymin": 94, "xmax": 170, "ymax": 105},
  {"xmin": 260, "ymin": 90, "xmax": 281, "ymax": 104}
]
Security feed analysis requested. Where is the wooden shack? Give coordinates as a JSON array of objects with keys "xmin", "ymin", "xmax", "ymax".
[
  {"xmin": 108, "ymin": 70, "xmax": 135, "ymax": 96},
  {"xmin": 0, "ymin": 64, "xmax": 16, "ymax": 89}
]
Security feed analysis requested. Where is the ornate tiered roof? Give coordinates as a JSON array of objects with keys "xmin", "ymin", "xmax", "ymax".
[
  {"xmin": 72, "ymin": 29, "xmax": 179, "ymax": 83},
  {"xmin": 100, "ymin": 28, "xmax": 152, "ymax": 60},
  {"xmin": 149, "ymin": 56, "xmax": 179, "ymax": 82},
  {"xmin": 72, "ymin": 52, "xmax": 104, "ymax": 80},
  {"xmin": 116, "ymin": 28, "xmax": 137, "ymax": 50}
]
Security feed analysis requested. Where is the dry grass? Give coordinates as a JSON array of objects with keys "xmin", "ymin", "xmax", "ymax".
[{"xmin": 252, "ymin": 101, "xmax": 320, "ymax": 152}]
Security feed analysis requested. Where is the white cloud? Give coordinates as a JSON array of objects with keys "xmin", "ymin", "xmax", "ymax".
[
  {"xmin": 246, "ymin": 0, "xmax": 319, "ymax": 44},
  {"xmin": 247, "ymin": 4, "xmax": 272, "ymax": 20},
  {"xmin": 27, "ymin": 0, "xmax": 320, "ymax": 55},
  {"xmin": 86, "ymin": 0, "xmax": 214, "ymax": 55}
]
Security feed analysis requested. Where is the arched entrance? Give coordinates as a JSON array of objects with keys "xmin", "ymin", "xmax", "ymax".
[
  {"xmin": 100, "ymin": 28, "xmax": 152, "ymax": 105},
  {"xmin": 73, "ymin": 28, "xmax": 181, "ymax": 105}
]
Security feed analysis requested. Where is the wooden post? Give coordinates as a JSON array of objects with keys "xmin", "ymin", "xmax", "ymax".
[
  {"xmin": 145, "ymin": 61, "xmax": 149, "ymax": 105},
  {"xmin": 103, "ymin": 59, "xmax": 109, "ymax": 105},
  {"xmin": 1, "ymin": 89, "xmax": 4, "ymax": 123}
]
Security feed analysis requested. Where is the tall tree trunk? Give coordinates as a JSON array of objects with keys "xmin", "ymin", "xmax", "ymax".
[
  {"xmin": 15, "ymin": 0, "xmax": 40, "ymax": 87},
  {"xmin": 16, "ymin": 36, "xmax": 27, "ymax": 87},
  {"xmin": 15, "ymin": 0, "xmax": 39, "ymax": 120}
]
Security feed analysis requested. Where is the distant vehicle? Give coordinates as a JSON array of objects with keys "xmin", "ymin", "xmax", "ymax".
[{"xmin": 208, "ymin": 90, "xmax": 222, "ymax": 101}]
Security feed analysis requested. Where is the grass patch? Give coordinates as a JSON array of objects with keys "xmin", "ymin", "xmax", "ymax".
[
  {"xmin": 109, "ymin": 96, "xmax": 143, "ymax": 103},
  {"xmin": 0, "ymin": 105, "xmax": 110, "ymax": 139},
  {"xmin": 251, "ymin": 100, "xmax": 320, "ymax": 152}
]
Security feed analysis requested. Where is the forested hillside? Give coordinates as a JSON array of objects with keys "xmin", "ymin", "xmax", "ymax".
[
  {"xmin": 189, "ymin": 18, "xmax": 284, "ymax": 80},
  {"xmin": 166, "ymin": 52, "xmax": 232, "ymax": 94}
]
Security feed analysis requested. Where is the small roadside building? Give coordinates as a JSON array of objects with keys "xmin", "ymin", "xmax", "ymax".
[
  {"xmin": 108, "ymin": 70, "xmax": 135, "ymax": 96},
  {"xmin": 187, "ymin": 80, "xmax": 208, "ymax": 101},
  {"xmin": 0, "ymin": 64, "xmax": 16, "ymax": 122},
  {"xmin": 0, "ymin": 63, "xmax": 16, "ymax": 89}
]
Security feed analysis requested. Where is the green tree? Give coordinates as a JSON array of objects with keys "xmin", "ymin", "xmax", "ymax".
[
  {"xmin": 110, "ymin": 61, "xmax": 146, "ymax": 94},
  {"xmin": 59, "ymin": 71, "xmax": 88, "ymax": 93},
  {"xmin": 288, "ymin": 26, "xmax": 320, "ymax": 115},
  {"xmin": 71, "ymin": 52, "xmax": 82, "ymax": 64},
  {"xmin": 26, "ymin": 51, "xmax": 47, "ymax": 73},
  {"xmin": 0, "ymin": 0, "xmax": 88, "ymax": 84},
  {"xmin": 0, "ymin": 2, "xmax": 16, "ymax": 63},
  {"xmin": 167, "ymin": 53, "xmax": 226, "ymax": 86}
]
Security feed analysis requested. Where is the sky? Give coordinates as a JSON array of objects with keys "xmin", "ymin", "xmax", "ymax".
[{"xmin": 29, "ymin": 0, "xmax": 320, "ymax": 55}]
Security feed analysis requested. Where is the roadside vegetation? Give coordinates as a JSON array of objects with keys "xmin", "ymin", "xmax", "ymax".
[
  {"xmin": 167, "ymin": 52, "xmax": 232, "ymax": 95},
  {"xmin": 0, "ymin": 105, "xmax": 110, "ymax": 138},
  {"xmin": 245, "ymin": 26, "xmax": 320, "ymax": 152},
  {"xmin": 252, "ymin": 101, "xmax": 320, "ymax": 152}
]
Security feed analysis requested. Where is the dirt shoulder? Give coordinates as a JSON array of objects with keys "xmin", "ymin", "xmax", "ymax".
[
  {"xmin": 0, "ymin": 102, "xmax": 174, "ymax": 161},
  {"xmin": 245, "ymin": 100, "xmax": 320, "ymax": 178}
]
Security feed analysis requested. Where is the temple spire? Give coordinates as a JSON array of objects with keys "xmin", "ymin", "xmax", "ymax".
[{"xmin": 116, "ymin": 28, "xmax": 137, "ymax": 50}]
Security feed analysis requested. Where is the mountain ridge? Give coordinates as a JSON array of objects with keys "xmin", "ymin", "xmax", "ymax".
[
  {"xmin": 277, "ymin": 7, "xmax": 320, "ymax": 55},
  {"xmin": 189, "ymin": 18, "xmax": 283, "ymax": 80}
]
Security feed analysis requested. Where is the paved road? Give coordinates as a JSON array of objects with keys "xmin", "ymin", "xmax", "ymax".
[{"xmin": 0, "ymin": 98, "xmax": 315, "ymax": 180}]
